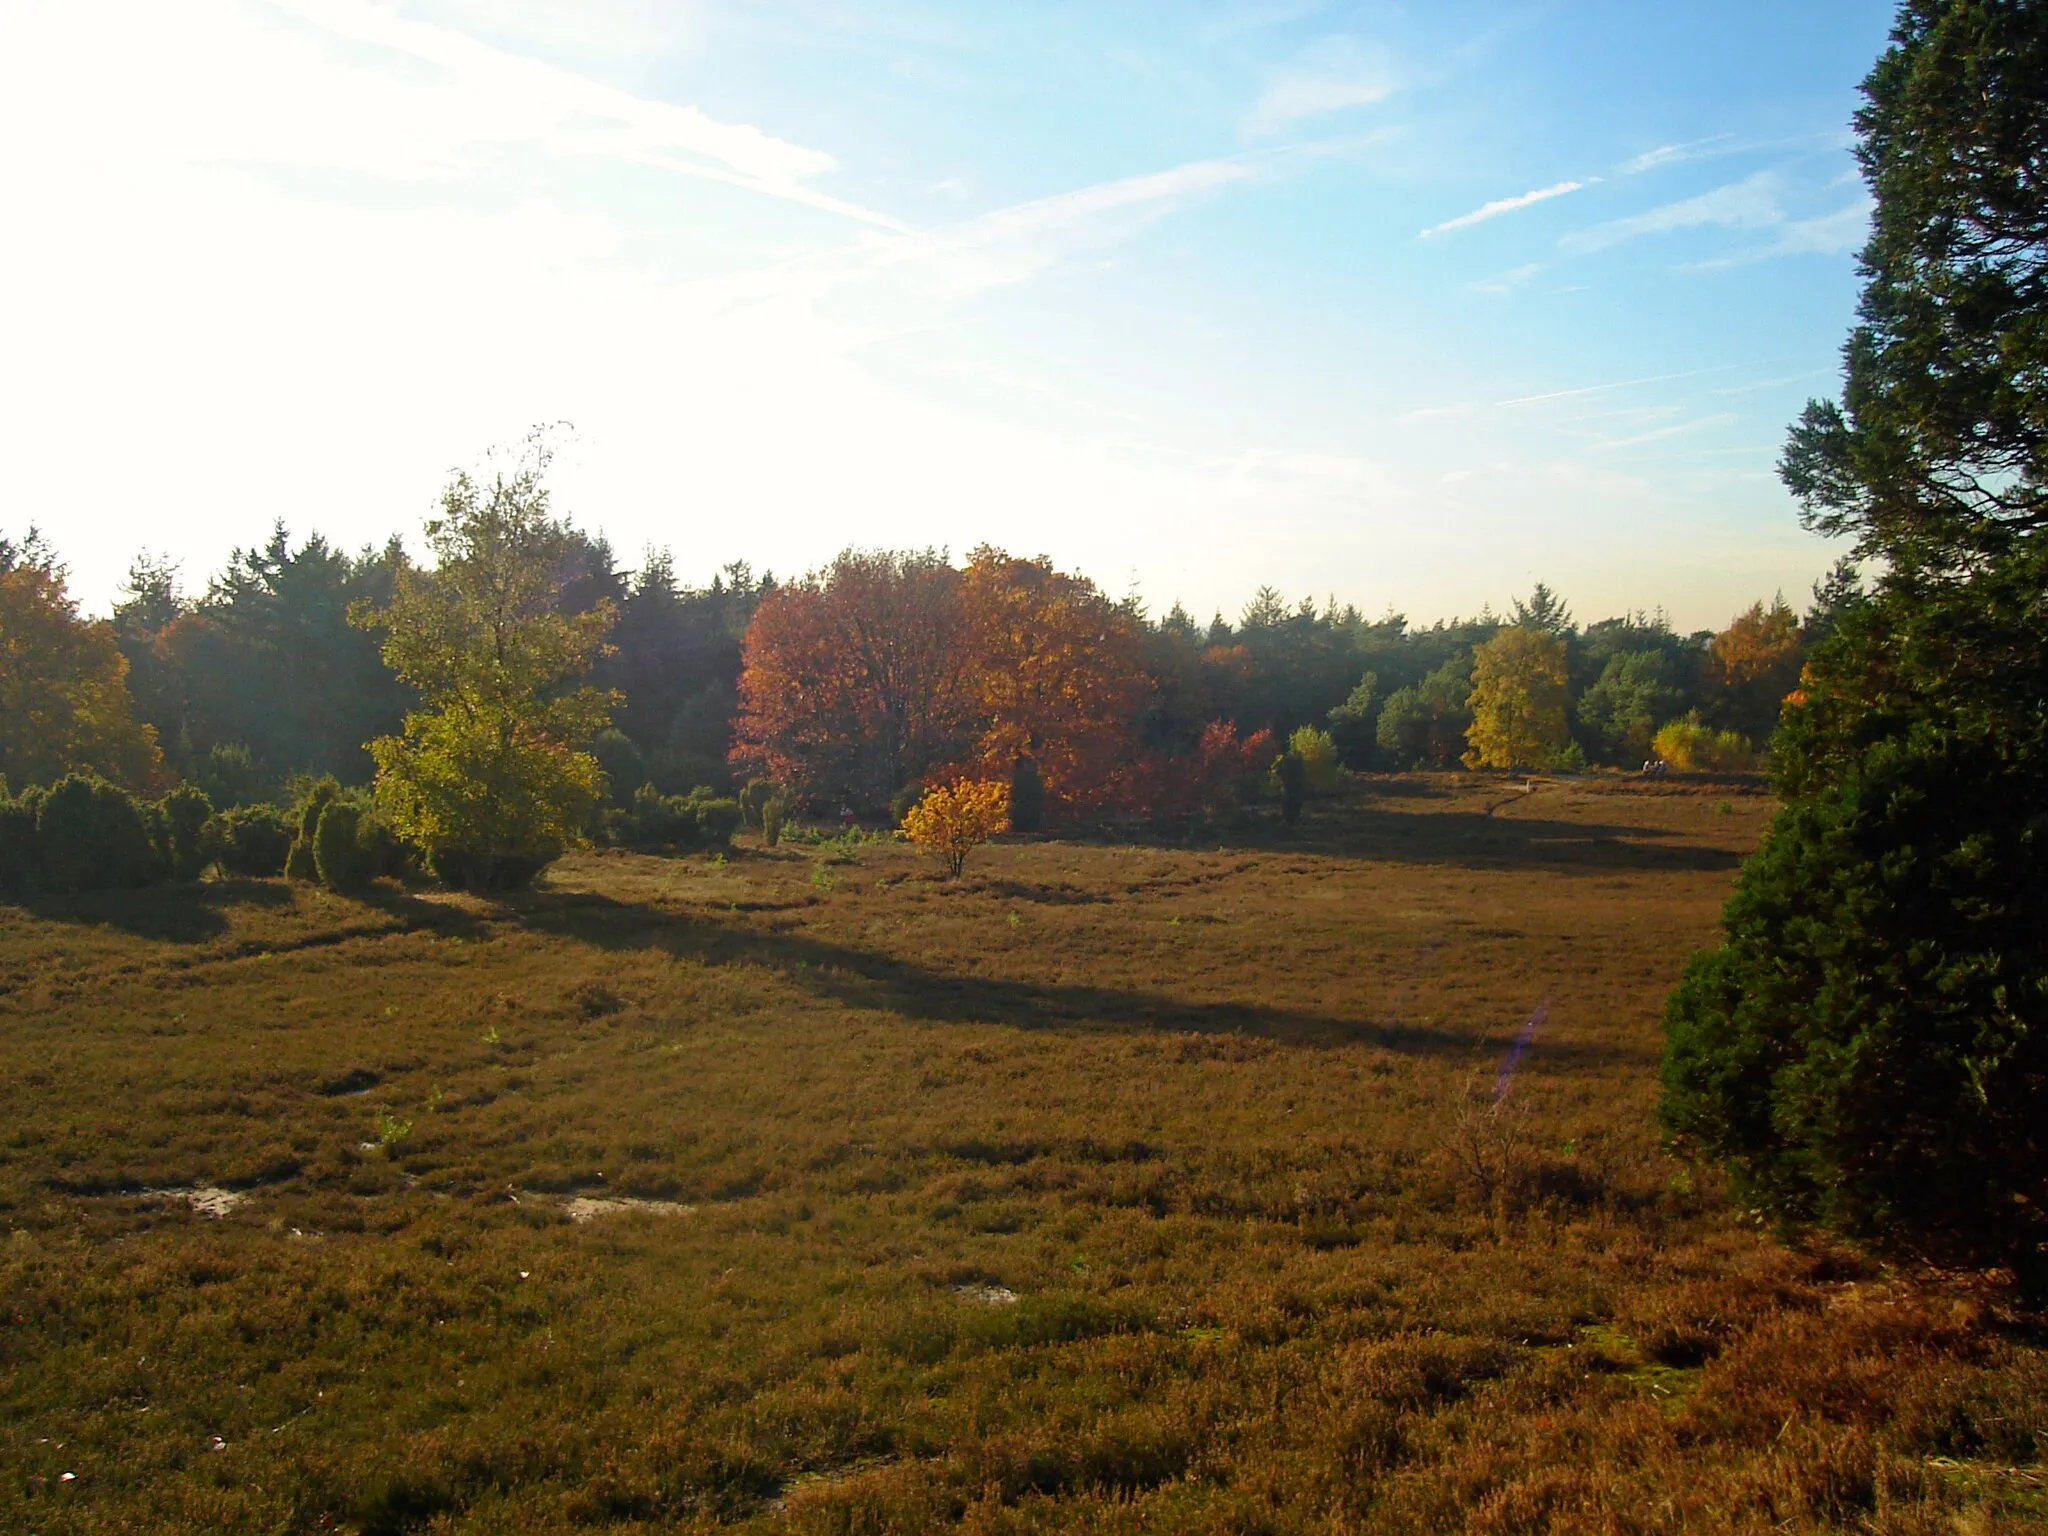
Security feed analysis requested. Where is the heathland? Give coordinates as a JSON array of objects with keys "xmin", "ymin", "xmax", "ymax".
[{"xmin": 4, "ymin": 776, "xmax": 2043, "ymax": 1534}]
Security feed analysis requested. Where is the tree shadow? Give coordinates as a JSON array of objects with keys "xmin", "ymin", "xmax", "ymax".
[
  {"xmin": 18, "ymin": 877, "xmax": 294, "ymax": 943},
  {"xmin": 1166, "ymin": 802, "xmax": 1746, "ymax": 874},
  {"xmin": 519, "ymin": 890, "xmax": 1625, "ymax": 1070}
]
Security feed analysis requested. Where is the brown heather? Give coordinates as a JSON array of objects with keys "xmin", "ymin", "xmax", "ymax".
[{"xmin": 1, "ymin": 776, "xmax": 2042, "ymax": 1533}]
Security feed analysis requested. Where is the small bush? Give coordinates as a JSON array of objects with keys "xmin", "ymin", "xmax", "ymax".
[
  {"xmin": 592, "ymin": 729, "xmax": 647, "ymax": 807},
  {"xmin": 762, "ymin": 795, "xmax": 787, "ymax": 847},
  {"xmin": 1275, "ymin": 752, "xmax": 1306, "ymax": 826},
  {"xmin": 0, "ymin": 787, "xmax": 38, "ymax": 893},
  {"xmin": 34, "ymin": 776, "xmax": 162, "ymax": 893},
  {"xmin": 192, "ymin": 742, "xmax": 267, "ymax": 809},
  {"xmin": 604, "ymin": 784, "xmax": 742, "ymax": 852},
  {"xmin": 740, "ymin": 778, "xmax": 777, "ymax": 830},
  {"xmin": 902, "ymin": 779, "xmax": 1008, "ymax": 878},
  {"xmin": 286, "ymin": 779, "xmax": 340, "ymax": 882},
  {"xmin": 1288, "ymin": 727, "xmax": 1341, "ymax": 794},
  {"xmin": 427, "ymin": 848, "xmax": 553, "ymax": 892},
  {"xmin": 313, "ymin": 801, "xmax": 385, "ymax": 890},
  {"xmin": 205, "ymin": 805, "xmax": 295, "ymax": 878},
  {"xmin": 154, "ymin": 783, "xmax": 214, "ymax": 881},
  {"xmin": 1008, "ymin": 757, "xmax": 1045, "ymax": 833},
  {"xmin": 1653, "ymin": 716, "xmax": 1756, "ymax": 773}
]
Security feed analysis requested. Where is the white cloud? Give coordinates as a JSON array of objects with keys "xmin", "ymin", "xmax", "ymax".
[
  {"xmin": 1775, "ymin": 197, "xmax": 1872, "ymax": 255},
  {"xmin": 1421, "ymin": 180, "xmax": 1587, "ymax": 238},
  {"xmin": 835, "ymin": 148, "xmax": 1313, "ymax": 306},
  {"xmin": 1560, "ymin": 171, "xmax": 1782, "ymax": 253},
  {"xmin": 1245, "ymin": 36, "xmax": 1395, "ymax": 135},
  {"xmin": 1615, "ymin": 134, "xmax": 1736, "ymax": 175},
  {"xmin": 1679, "ymin": 194, "xmax": 1873, "ymax": 271},
  {"xmin": 253, "ymin": 0, "xmax": 907, "ymax": 228}
]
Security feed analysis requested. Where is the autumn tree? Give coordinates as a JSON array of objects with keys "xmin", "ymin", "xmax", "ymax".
[
  {"xmin": 355, "ymin": 444, "xmax": 617, "ymax": 890},
  {"xmin": 730, "ymin": 550, "xmax": 970, "ymax": 811},
  {"xmin": 1703, "ymin": 597, "xmax": 1804, "ymax": 743},
  {"xmin": 0, "ymin": 531, "xmax": 164, "ymax": 792},
  {"xmin": 1463, "ymin": 627, "xmax": 1571, "ymax": 770},
  {"xmin": 957, "ymin": 547, "xmax": 1149, "ymax": 815},
  {"xmin": 901, "ymin": 779, "xmax": 1008, "ymax": 877}
]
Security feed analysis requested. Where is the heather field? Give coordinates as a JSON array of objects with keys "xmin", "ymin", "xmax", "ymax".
[{"xmin": 3, "ymin": 777, "xmax": 2043, "ymax": 1534}]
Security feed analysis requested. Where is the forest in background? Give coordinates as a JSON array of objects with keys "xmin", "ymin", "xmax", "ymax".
[{"xmin": 1, "ymin": 514, "xmax": 1853, "ymax": 820}]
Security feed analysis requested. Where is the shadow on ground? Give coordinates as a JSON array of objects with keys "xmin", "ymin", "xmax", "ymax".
[
  {"xmin": 519, "ymin": 889, "xmax": 1626, "ymax": 1071},
  {"xmin": 20, "ymin": 877, "xmax": 294, "ymax": 942}
]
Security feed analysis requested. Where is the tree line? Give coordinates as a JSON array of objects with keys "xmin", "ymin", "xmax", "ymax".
[{"xmin": 3, "ymin": 506, "xmax": 1847, "ymax": 836}]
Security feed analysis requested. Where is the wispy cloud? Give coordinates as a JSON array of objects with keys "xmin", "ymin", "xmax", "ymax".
[
  {"xmin": 262, "ymin": 0, "xmax": 909, "ymax": 230},
  {"xmin": 1245, "ymin": 36, "xmax": 1396, "ymax": 135},
  {"xmin": 1560, "ymin": 171, "xmax": 1780, "ymax": 253},
  {"xmin": 1679, "ymin": 194, "xmax": 1872, "ymax": 270},
  {"xmin": 1585, "ymin": 413, "xmax": 1740, "ymax": 453},
  {"xmin": 1472, "ymin": 262, "xmax": 1543, "ymax": 294},
  {"xmin": 1495, "ymin": 362, "xmax": 1761, "ymax": 409},
  {"xmin": 1421, "ymin": 179, "xmax": 1588, "ymax": 238},
  {"xmin": 1616, "ymin": 134, "xmax": 1737, "ymax": 175}
]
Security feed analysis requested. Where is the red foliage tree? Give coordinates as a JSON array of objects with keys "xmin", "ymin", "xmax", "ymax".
[{"xmin": 730, "ymin": 550, "xmax": 972, "ymax": 809}]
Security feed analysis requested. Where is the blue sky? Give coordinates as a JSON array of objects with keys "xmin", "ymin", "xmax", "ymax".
[{"xmin": 0, "ymin": 1, "xmax": 1893, "ymax": 629}]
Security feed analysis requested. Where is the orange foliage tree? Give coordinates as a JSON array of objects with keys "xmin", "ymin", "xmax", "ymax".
[
  {"xmin": 1703, "ymin": 597, "xmax": 1804, "ymax": 742},
  {"xmin": 732, "ymin": 547, "xmax": 1154, "ymax": 819},
  {"xmin": 957, "ymin": 547, "xmax": 1149, "ymax": 814},
  {"xmin": 0, "ymin": 533, "xmax": 164, "ymax": 792},
  {"xmin": 730, "ymin": 550, "xmax": 972, "ymax": 809}
]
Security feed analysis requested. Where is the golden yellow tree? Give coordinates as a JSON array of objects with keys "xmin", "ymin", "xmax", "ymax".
[
  {"xmin": 1463, "ymin": 627, "xmax": 1570, "ymax": 770},
  {"xmin": 900, "ymin": 779, "xmax": 1008, "ymax": 878},
  {"xmin": 0, "ymin": 533, "xmax": 165, "ymax": 792}
]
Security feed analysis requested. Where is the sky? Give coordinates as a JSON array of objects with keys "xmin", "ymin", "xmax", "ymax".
[{"xmin": 0, "ymin": 0, "xmax": 1895, "ymax": 630}]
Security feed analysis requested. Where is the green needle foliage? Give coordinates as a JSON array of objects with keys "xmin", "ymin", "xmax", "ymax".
[
  {"xmin": 354, "ymin": 437, "xmax": 619, "ymax": 892},
  {"xmin": 1666, "ymin": 0, "xmax": 2048, "ymax": 1295}
]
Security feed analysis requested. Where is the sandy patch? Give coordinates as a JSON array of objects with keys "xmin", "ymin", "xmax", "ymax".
[
  {"xmin": 145, "ymin": 1186, "xmax": 247, "ymax": 1218},
  {"xmin": 560, "ymin": 1195, "xmax": 697, "ymax": 1223},
  {"xmin": 954, "ymin": 1283, "xmax": 1020, "ymax": 1306}
]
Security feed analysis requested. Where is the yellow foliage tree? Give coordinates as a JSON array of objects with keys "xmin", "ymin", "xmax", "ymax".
[
  {"xmin": 900, "ymin": 779, "xmax": 1008, "ymax": 878},
  {"xmin": 1651, "ymin": 716, "xmax": 1756, "ymax": 773},
  {"xmin": 0, "ymin": 532, "xmax": 164, "ymax": 792},
  {"xmin": 1463, "ymin": 627, "xmax": 1571, "ymax": 770},
  {"xmin": 1287, "ymin": 725, "xmax": 1341, "ymax": 794}
]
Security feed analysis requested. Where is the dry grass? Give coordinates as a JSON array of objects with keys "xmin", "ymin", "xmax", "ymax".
[{"xmin": 1, "ymin": 774, "xmax": 2041, "ymax": 1533}]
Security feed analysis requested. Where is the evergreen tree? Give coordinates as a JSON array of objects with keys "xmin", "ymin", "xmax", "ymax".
[{"xmin": 1666, "ymin": 0, "xmax": 2048, "ymax": 1294}]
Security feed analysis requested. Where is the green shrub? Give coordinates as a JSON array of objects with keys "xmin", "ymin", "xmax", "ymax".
[
  {"xmin": 154, "ymin": 784, "xmax": 214, "ymax": 881},
  {"xmin": 888, "ymin": 781, "xmax": 924, "ymax": 829},
  {"xmin": 313, "ymin": 801, "xmax": 384, "ymax": 890},
  {"xmin": 1288, "ymin": 726, "xmax": 1341, "ymax": 794},
  {"xmin": 0, "ymin": 787, "xmax": 38, "ymax": 893},
  {"xmin": 610, "ymin": 784, "xmax": 742, "ymax": 852},
  {"xmin": 192, "ymin": 742, "xmax": 266, "ymax": 809},
  {"xmin": 426, "ymin": 848, "xmax": 552, "ymax": 892},
  {"xmin": 286, "ymin": 779, "xmax": 339, "ymax": 881},
  {"xmin": 740, "ymin": 777, "xmax": 777, "ymax": 830},
  {"xmin": 592, "ymin": 729, "xmax": 647, "ymax": 807},
  {"xmin": 762, "ymin": 795, "xmax": 787, "ymax": 847},
  {"xmin": 1275, "ymin": 752, "xmax": 1306, "ymax": 827},
  {"xmin": 35, "ymin": 775, "xmax": 161, "ymax": 893},
  {"xmin": 1007, "ymin": 757, "xmax": 1045, "ymax": 834},
  {"xmin": 205, "ymin": 805, "xmax": 295, "ymax": 878}
]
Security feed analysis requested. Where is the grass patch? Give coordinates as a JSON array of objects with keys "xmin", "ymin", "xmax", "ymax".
[{"xmin": 1, "ymin": 775, "xmax": 2041, "ymax": 1531}]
